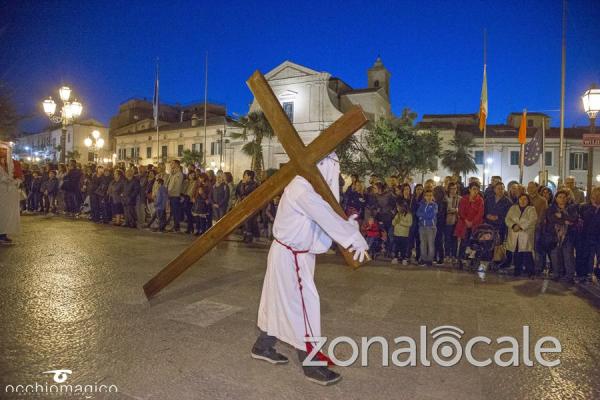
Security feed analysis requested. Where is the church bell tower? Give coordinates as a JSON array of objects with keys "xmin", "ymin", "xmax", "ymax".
[{"xmin": 367, "ymin": 56, "xmax": 391, "ymax": 99}]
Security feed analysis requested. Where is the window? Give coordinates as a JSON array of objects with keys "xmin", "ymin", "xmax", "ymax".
[
  {"xmin": 569, "ymin": 152, "xmax": 588, "ymax": 171},
  {"xmin": 211, "ymin": 141, "xmax": 222, "ymax": 156},
  {"xmin": 192, "ymin": 143, "xmax": 203, "ymax": 154},
  {"xmin": 527, "ymin": 119, "xmax": 533, "ymax": 127},
  {"xmin": 67, "ymin": 133, "xmax": 71, "ymax": 143},
  {"xmin": 510, "ymin": 151, "xmax": 520, "ymax": 166},
  {"xmin": 118, "ymin": 148, "xmax": 127, "ymax": 160},
  {"xmin": 374, "ymin": 80, "xmax": 380, "ymax": 87},
  {"xmin": 161, "ymin": 145, "xmax": 168, "ymax": 160},
  {"xmin": 282, "ymin": 102, "xmax": 294, "ymax": 122},
  {"xmin": 545, "ymin": 151, "xmax": 553, "ymax": 167},
  {"xmin": 88, "ymin": 152, "xmax": 94, "ymax": 162},
  {"xmin": 146, "ymin": 146, "xmax": 152, "ymax": 159},
  {"xmin": 130, "ymin": 148, "xmax": 135, "ymax": 158},
  {"xmin": 177, "ymin": 144, "xmax": 184, "ymax": 157},
  {"xmin": 474, "ymin": 150, "xmax": 484, "ymax": 165}
]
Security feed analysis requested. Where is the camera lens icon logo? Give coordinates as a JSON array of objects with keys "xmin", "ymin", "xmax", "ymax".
[
  {"xmin": 43, "ymin": 369, "xmax": 72, "ymax": 383},
  {"xmin": 430, "ymin": 326, "xmax": 465, "ymax": 366}
]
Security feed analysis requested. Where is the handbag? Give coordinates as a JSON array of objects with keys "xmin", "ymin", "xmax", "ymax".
[{"xmin": 493, "ymin": 243, "xmax": 506, "ymax": 262}]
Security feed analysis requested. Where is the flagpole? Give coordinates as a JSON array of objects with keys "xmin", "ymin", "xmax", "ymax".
[
  {"xmin": 155, "ymin": 57, "xmax": 160, "ymax": 164},
  {"xmin": 203, "ymin": 51, "xmax": 208, "ymax": 168},
  {"xmin": 519, "ymin": 108, "xmax": 526, "ymax": 184},
  {"xmin": 558, "ymin": 0, "xmax": 567, "ymax": 184},
  {"xmin": 482, "ymin": 29, "xmax": 487, "ymax": 188},
  {"xmin": 540, "ymin": 116, "xmax": 546, "ymax": 185}
]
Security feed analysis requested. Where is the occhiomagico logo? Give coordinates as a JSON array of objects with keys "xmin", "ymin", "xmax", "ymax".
[
  {"xmin": 304, "ymin": 325, "xmax": 562, "ymax": 368},
  {"xmin": 4, "ymin": 368, "xmax": 118, "ymax": 398}
]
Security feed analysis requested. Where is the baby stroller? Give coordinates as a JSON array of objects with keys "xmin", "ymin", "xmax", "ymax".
[{"xmin": 464, "ymin": 224, "xmax": 499, "ymax": 272}]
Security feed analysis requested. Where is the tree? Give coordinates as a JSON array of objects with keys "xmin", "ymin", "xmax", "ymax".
[
  {"xmin": 440, "ymin": 131, "xmax": 478, "ymax": 179},
  {"xmin": 66, "ymin": 150, "xmax": 80, "ymax": 161},
  {"xmin": 0, "ymin": 81, "xmax": 23, "ymax": 141},
  {"xmin": 337, "ymin": 116, "xmax": 441, "ymax": 180},
  {"xmin": 181, "ymin": 149, "xmax": 204, "ymax": 168},
  {"xmin": 229, "ymin": 111, "xmax": 274, "ymax": 178}
]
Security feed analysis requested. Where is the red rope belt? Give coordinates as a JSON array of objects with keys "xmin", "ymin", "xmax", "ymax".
[{"xmin": 274, "ymin": 238, "xmax": 333, "ymax": 365}]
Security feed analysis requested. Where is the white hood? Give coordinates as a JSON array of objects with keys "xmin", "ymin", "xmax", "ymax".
[{"xmin": 316, "ymin": 152, "xmax": 340, "ymax": 202}]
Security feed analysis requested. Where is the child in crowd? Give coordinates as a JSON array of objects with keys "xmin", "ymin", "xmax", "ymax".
[
  {"xmin": 416, "ymin": 189, "xmax": 438, "ymax": 267},
  {"xmin": 27, "ymin": 171, "xmax": 42, "ymax": 212},
  {"xmin": 41, "ymin": 170, "xmax": 59, "ymax": 214},
  {"xmin": 391, "ymin": 201, "xmax": 413, "ymax": 265},
  {"xmin": 192, "ymin": 185, "xmax": 211, "ymax": 236},
  {"xmin": 152, "ymin": 178, "xmax": 168, "ymax": 232},
  {"xmin": 362, "ymin": 216, "xmax": 384, "ymax": 260},
  {"xmin": 265, "ymin": 195, "xmax": 280, "ymax": 240}
]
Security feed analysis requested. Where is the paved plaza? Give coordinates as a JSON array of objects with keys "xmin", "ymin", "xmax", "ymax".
[{"xmin": 1, "ymin": 216, "xmax": 600, "ymax": 399}]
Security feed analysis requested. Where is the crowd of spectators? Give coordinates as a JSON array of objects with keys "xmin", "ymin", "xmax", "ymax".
[{"xmin": 17, "ymin": 160, "xmax": 600, "ymax": 284}]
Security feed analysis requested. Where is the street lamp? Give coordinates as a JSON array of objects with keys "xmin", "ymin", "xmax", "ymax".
[
  {"xmin": 84, "ymin": 129, "xmax": 105, "ymax": 163},
  {"xmin": 42, "ymin": 86, "xmax": 83, "ymax": 163},
  {"xmin": 582, "ymin": 85, "xmax": 600, "ymax": 200}
]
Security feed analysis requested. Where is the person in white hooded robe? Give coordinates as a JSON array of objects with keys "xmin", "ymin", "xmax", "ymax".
[
  {"xmin": 0, "ymin": 142, "xmax": 21, "ymax": 245},
  {"xmin": 251, "ymin": 153, "xmax": 368, "ymax": 386}
]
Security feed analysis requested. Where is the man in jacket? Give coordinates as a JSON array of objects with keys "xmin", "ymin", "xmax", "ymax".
[
  {"xmin": 577, "ymin": 187, "xmax": 600, "ymax": 283},
  {"xmin": 212, "ymin": 174, "xmax": 230, "ymax": 221},
  {"xmin": 166, "ymin": 160, "xmax": 184, "ymax": 232},
  {"xmin": 546, "ymin": 190, "xmax": 579, "ymax": 283},
  {"xmin": 416, "ymin": 189, "xmax": 438, "ymax": 266},
  {"xmin": 122, "ymin": 169, "xmax": 141, "ymax": 228},
  {"xmin": 239, "ymin": 170, "xmax": 258, "ymax": 242}
]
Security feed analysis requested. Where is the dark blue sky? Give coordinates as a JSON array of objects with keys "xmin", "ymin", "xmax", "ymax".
[{"xmin": 2, "ymin": 0, "xmax": 599, "ymax": 133}]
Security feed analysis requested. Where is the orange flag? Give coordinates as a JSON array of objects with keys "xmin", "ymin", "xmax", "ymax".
[
  {"xmin": 518, "ymin": 109, "xmax": 527, "ymax": 144},
  {"xmin": 479, "ymin": 65, "xmax": 488, "ymax": 132}
]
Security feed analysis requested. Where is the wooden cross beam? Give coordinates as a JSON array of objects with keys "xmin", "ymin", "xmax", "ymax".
[{"xmin": 143, "ymin": 71, "xmax": 368, "ymax": 300}]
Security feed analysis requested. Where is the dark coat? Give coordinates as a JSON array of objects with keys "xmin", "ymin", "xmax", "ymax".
[
  {"xmin": 212, "ymin": 182, "xmax": 230, "ymax": 209},
  {"xmin": 484, "ymin": 195, "xmax": 512, "ymax": 234},
  {"xmin": 579, "ymin": 204, "xmax": 600, "ymax": 243},
  {"xmin": 544, "ymin": 202, "xmax": 579, "ymax": 246},
  {"xmin": 122, "ymin": 177, "xmax": 141, "ymax": 206},
  {"xmin": 42, "ymin": 177, "xmax": 59, "ymax": 195}
]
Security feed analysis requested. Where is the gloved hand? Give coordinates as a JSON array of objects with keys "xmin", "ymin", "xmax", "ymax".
[
  {"xmin": 348, "ymin": 234, "xmax": 369, "ymax": 263},
  {"xmin": 347, "ymin": 214, "xmax": 360, "ymax": 229}
]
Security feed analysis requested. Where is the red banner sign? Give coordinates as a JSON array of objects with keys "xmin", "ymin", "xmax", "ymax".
[{"xmin": 582, "ymin": 134, "xmax": 600, "ymax": 147}]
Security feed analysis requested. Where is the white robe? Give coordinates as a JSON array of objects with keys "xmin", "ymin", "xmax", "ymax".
[
  {"xmin": 0, "ymin": 145, "xmax": 20, "ymax": 236},
  {"xmin": 257, "ymin": 156, "xmax": 363, "ymax": 350}
]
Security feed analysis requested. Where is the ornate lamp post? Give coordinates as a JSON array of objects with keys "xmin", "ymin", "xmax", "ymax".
[
  {"xmin": 582, "ymin": 85, "xmax": 600, "ymax": 200},
  {"xmin": 84, "ymin": 129, "xmax": 105, "ymax": 163},
  {"xmin": 42, "ymin": 86, "xmax": 83, "ymax": 163}
]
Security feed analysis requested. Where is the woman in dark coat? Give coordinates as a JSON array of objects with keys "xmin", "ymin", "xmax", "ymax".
[{"xmin": 108, "ymin": 169, "xmax": 125, "ymax": 226}]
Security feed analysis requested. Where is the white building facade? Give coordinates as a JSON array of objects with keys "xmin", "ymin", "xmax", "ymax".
[
  {"xmin": 17, "ymin": 119, "xmax": 108, "ymax": 164},
  {"xmin": 419, "ymin": 113, "xmax": 598, "ymax": 190},
  {"xmin": 249, "ymin": 59, "xmax": 392, "ymax": 170},
  {"xmin": 114, "ymin": 116, "xmax": 250, "ymax": 178}
]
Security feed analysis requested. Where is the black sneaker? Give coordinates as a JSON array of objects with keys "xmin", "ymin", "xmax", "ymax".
[
  {"xmin": 251, "ymin": 347, "xmax": 289, "ymax": 364},
  {"xmin": 302, "ymin": 366, "xmax": 342, "ymax": 386}
]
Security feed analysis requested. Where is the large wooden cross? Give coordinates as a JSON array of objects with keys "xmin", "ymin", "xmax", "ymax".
[{"xmin": 143, "ymin": 71, "xmax": 368, "ymax": 300}]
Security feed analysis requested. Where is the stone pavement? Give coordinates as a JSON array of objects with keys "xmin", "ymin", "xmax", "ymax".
[{"xmin": 1, "ymin": 216, "xmax": 599, "ymax": 399}]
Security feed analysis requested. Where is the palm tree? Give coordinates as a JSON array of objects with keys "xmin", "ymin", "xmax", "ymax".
[
  {"xmin": 181, "ymin": 149, "xmax": 203, "ymax": 168},
  {"xmin": 230, "ymin": 111, "xmax": 274, "ymax": 179},
  {"xmin": 441, "ymin": 131, "xmax": 478, "ymax": 180}
]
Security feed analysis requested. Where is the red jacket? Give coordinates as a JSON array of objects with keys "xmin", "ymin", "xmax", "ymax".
[
  {"xmin": 363, "ymin": 221, "xmax": 381, "ymax": 238},
  {"xmin": 454, "ymin": 194, "xmax": 484, "ymax": 239}
]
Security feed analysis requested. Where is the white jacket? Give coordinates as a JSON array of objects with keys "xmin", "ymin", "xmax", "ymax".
[{"xmin": 505, "ymin": 205, "xmax": 537, "ymax": 252}]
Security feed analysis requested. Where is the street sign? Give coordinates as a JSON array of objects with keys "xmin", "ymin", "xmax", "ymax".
[{"xmin": 582, "ymin": 134, "xmax": 600, "ymax": 147}]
